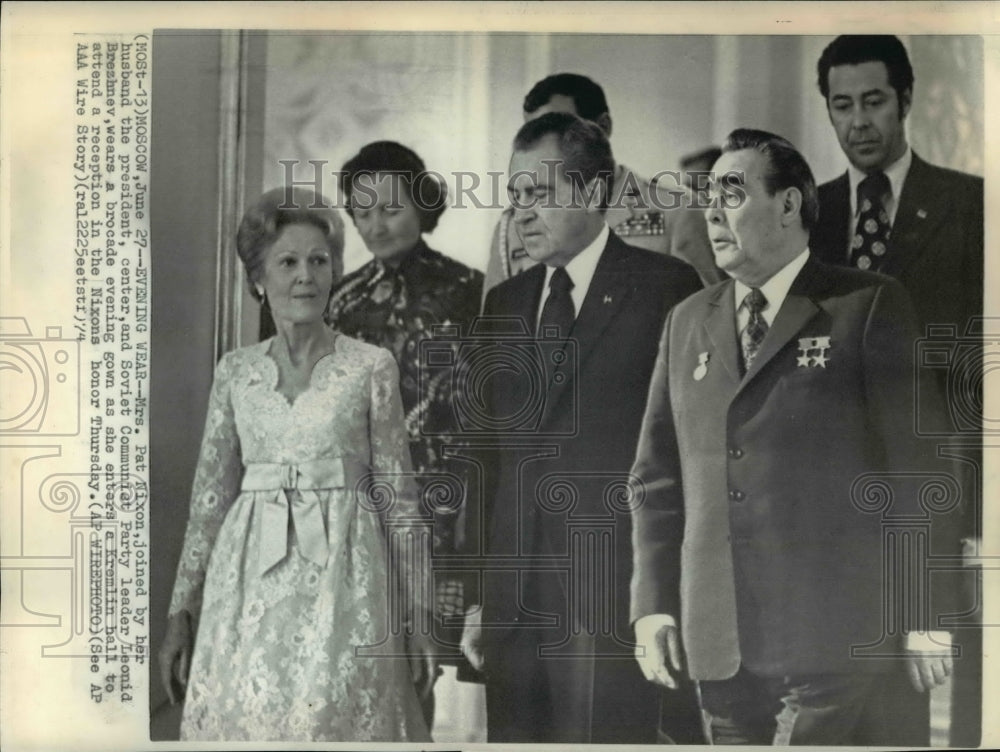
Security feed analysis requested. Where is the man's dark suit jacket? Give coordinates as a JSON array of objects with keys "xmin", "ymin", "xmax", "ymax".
[
  {"xmin": 812, "ymin": 154, "xmax": 983, "ymax": 745},
  {"xmin": 474, "ymin": 231, "xmax": 701, "ymax": 743},
  {"xmin": 813, "ymin": 151, "xmax": 983, "ymax": 620},
  {"xmin": 811, "ymin": 152, "xmax": 983, "ymax": 335},
  {"xmin": 630, "ymin": 256, "xmax": 957, "ymax": 681}
]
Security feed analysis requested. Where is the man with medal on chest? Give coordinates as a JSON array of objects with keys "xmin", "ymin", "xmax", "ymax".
[{"xmin": 629, "ymin": 128, "xmax": 958, "ymax": 745}]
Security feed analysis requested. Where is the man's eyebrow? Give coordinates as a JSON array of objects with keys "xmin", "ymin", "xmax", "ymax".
[
  {"xmin": 831, "ymin": 87, "xmax": 889, "ymax": 101},
  {"xmin": 506, "ymin": 177, "xmax": 552, "ymax": 190}
]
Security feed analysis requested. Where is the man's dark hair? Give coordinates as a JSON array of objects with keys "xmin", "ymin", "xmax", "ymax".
[
  {"xmin": 723, "ymin": 128, "xmax": 819, "ymax": 233},
  {"xmin": 513, "ymin": 111, "xmax": 615, "ymax": 211},
  {"xmin": 523, "ymin": 73, "xmax": 610, "ymax": 121},
  {"xmin": 817, "ymin": 35, "xmax": 914, "ymax": 105},
  {"xmin": 680, "ymin": 146, "xmax": 723, "ymax": 173}
]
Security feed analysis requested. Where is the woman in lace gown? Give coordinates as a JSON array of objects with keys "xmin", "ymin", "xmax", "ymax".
[{"xmin": 158, "ymin": 187, "xmax": 433, "ymax": 742}]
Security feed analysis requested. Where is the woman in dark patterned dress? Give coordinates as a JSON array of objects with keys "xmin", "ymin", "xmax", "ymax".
[{"xmin": 326, "ymin": 142, "xmax": 484, "ymax": 728}]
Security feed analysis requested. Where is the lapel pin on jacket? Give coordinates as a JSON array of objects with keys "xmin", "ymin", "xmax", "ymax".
[
  {"xmin": 797, "ymin": 336, "xmax": 831, "ymax": 368},
  {"xmin": 603, "ymin": 294, "xmax": 613, "ymax": 304},
  {"xmin": 917, "ymin": 208, "xmax": 928, "ymax": 219},
  {"xmin": 693, "ymin": 351, "xmax": 710, "ymax": 381}
]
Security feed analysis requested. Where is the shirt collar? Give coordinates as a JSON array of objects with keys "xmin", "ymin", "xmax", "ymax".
[
  {"xmin": 848, "ymin": 145, "xmax": 912, "ymax": 216},
  {"xmin": 543, "ymin": 223, "xmax": 609, "ymax": 312},
  {"xmin": 733, "ymin": 248, "xmax": 810, "ymax": 326}
]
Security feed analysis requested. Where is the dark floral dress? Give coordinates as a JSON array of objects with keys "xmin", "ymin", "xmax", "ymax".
[{"xmin": 326, "ymin": 241, "xmax": 483, "ymax": 632}]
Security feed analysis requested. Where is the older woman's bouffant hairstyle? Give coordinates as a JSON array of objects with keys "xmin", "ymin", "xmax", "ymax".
[
  {"xmin": 236, "ymin": 187, "xmax": 345, "ymax": 302},
  {"xmin": 339, "ymin": 141, "xmax": 447, "ymax": 233}
]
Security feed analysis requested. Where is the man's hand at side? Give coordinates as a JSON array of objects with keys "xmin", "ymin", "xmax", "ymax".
[
  {"xmin": 460, "ymin": 604, "xmax": 485, "ymax": 672},
  {"xmin": 634, "ymin": 613, "xmax": 684, "ymax": 689}
]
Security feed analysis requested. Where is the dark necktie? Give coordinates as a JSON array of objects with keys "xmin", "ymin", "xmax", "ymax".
[
  {"xmin": 850, "ymin": 171, "xmax": 892, "ymax": 271},
  {"xmin": 740, "ymin": 288, "xmax": 768, "ymax": 373},
  {"xmin": 537, "ymin": 267, "xmax": 575, "ymax": 337}
]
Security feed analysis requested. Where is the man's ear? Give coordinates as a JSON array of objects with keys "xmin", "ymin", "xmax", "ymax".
[
  {"xmin": 594, "ymin": 112, "xmax": 612, "ymax": 138},
  {"xmin": 899, "ymin": 87, "xmax": 912, "ymax": 121},
  {"xmin": 780, "ymin": 187, "xmax": 803, "ymax": 227},
  {"xmin": 583, "ymin": 176, "xmax": 607, "ymax": 214}
]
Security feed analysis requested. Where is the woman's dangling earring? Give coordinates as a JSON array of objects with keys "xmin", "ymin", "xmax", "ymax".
[{"xmin": 256, "ymin": 284, "xmax": 266, "ymax": 304}]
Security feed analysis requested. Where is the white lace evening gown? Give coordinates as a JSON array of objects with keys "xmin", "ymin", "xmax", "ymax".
[{"xmin": 168, "ymin": 335, "xmax": 431, "ymax": 742}]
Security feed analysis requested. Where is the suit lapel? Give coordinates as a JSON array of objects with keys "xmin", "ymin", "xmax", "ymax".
[
  {"xmin": 882, "ymin": 153, "xmax": 949, "ymax": 278},
  {"xmin": 738, "ymin": 258, "xmax": 824, "ymax": 392},
  {"xmin": 703, "ymin": 282, "xmax": 742, "ymax": 384},
  {"xmin": 500, "ymin": 263, "xmax": 545, "ymax": 331},
  {"xmin": 569, "ymin": 235, "xmax": 633, "ymax": 365},
  {"xmin": 814, "ymin": 173, "xmax": 851, "ymax": 266}
]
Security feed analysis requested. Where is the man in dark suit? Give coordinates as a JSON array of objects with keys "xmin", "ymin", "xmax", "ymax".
[
  {"xmin": 811, "ymin": 35, "xmax": 983, "ymax": 335},
  {"xmin": 483, "ymin": 73, "xmax": 724, "ymax": 292},
  {"xmin": 459, "ymin": 111, "xmax": 702, "ymax": 743},
  {"xmin": 811, "ymin": 35, "xmax": 983, "ymax": 745},
  {"xmin": 630, "ymin": 129, "xmax": 956, "ymax": 745}
]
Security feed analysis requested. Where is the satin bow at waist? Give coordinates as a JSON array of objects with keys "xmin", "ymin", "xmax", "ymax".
[{"xmin": 242, "ymin": 458, "xmax": 368, "ymax": 575}]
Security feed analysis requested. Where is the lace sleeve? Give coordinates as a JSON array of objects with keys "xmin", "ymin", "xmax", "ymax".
[
  {"xmin": 168, "ymin": 352, "xmax": 242, "ymax": 620},
  {"xmin": 368, "ymin": 348, "xmax": 432, "ymax": 626}
]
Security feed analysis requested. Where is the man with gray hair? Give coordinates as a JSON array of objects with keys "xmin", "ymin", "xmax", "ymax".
[
  {"xmin": 461, "ymin": 111, "xmax": 702, "ymax": 743},
  {"xmin": 483, "ymin": 72, "xmax": 723, "ymax": 292}
]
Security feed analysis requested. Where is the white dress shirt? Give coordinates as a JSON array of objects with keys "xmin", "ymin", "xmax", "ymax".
[
  {"xmin": 538, "ymin": 223, "xmax": 609, "ymax": 328},
  {"xmin": 733, "ymin": 249, "xmax": 810, "ymax": 333}
]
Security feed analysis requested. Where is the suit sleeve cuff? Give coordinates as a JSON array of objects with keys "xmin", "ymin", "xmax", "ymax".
[
  {"xmin": 634, "ymin": 613, "xmax": 676, "ymax": 641},
  {"xmin": 905, "ymin": 630, "xmax": 952, "ymax": 652}
]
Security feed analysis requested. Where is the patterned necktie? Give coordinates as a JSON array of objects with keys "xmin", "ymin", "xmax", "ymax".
[
  {"xmin": 740, "ymin": 288, "xmax": 768, "ymax": 373},
  {"xmin": 538, "ymin": 267, "xmax": 575, "ymax": 337},
  {"xmin": 850, "ymin": 171, "xmax": 892, "ymax": 271}
]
